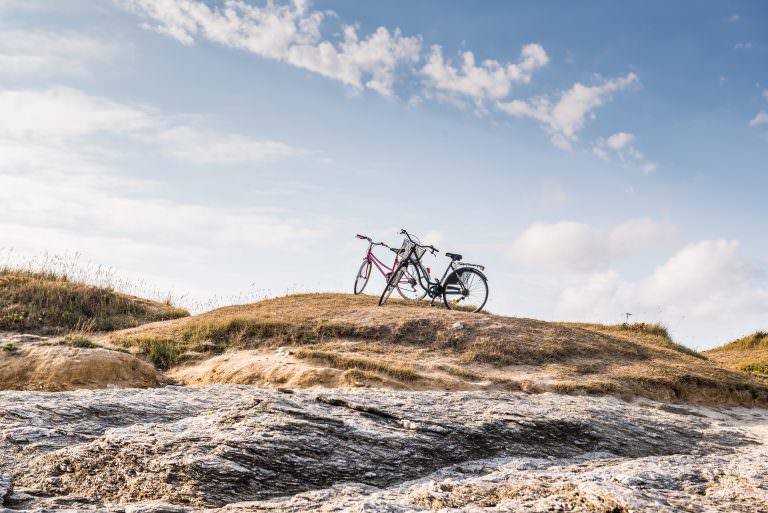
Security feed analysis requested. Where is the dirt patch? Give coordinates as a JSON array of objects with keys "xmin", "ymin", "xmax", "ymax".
[{"xmin": 0, "ymin": 338, "xmax": 158, "ymax": 391}]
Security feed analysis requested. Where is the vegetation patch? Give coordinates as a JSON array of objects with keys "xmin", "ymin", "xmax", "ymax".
[
  {"xmin": 294, "ymin": 348, "xmax": 421, "ymax": 382},
  {"xmin": 2, "ymin": 342, "xmax": 18, "ymax": 352},
  {"xmin": 741, "ymin": 361, "xmax": 768, "ymax": 377},
  {"xmin": 121, "ymin": 336, "xmax": 180, "ymax": 370},
  {"xmin": 63, "ymin": 334, "xmax": 99, "ymax": 349},
  {"xmin": 712, "ymin": 331, "xmax": 768, "ymax": 352},
  {"xmin": 435, "ymin": 364, "xmax": 484, "ymax": 382},
  {"xmin": 575, "ymin": 322, "xmax": 706, "ymax": 360},
  {"xmin": 0, "ymin": 269, "xmax": 189, "ymax": 333}
]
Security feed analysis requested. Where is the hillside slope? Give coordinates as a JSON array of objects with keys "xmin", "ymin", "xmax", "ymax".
[
  {"xmin": 105, "ymin": 293, "xmax": 768, "ymax": 406},
  {"xmin": 0, "ymin": 270, "xmax": 189, "ymax": 333},
  {"xmin": 705, "ymin": 331, "xmax": 768, "ymax": 380}
]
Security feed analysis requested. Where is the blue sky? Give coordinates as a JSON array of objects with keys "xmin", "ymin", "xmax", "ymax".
[{"xmin": 0, "ymin": 0, "xmax": 766, "ymax": 348}]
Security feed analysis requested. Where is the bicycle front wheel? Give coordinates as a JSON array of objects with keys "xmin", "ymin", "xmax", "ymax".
[
  {"xmin": 397, "ymin": 262, "xmax": 427, "ymax": 300},
  {"xmin": 353, "ymin": 260, "xmax": 371, "ymax": 294},
  {"xmin": 442, "ymin": 268, "xmax": 488, "ymax": 313},
  {"xmin": 379, "ymin": 262, "xmax": 406, "ymax": 306}
]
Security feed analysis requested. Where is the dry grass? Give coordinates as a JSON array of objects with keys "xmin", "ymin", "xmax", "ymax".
[
  {"xmin": 104, "ymin": 293, "xmax": 768, "ymax": 406},
  {"xmin": 565, "ymin": 322, "xmax": 707, "ymax": 360},
  {"xmin": 710, "ymin": 331, "xmax": 768, "ymax": 352},
  {"xmin": 293, "ymin": 348, "xmax": 421, "ymax": 382},
  {"xmin": 0, "ymin": 269, "xmax": 189, "ymax": 333},
  {"xmin": 705, "ymin": 331, "xmax": 768, "ymax": 381}
]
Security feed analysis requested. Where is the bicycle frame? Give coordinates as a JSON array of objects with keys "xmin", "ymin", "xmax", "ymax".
[
  {"xmin": 399, "ymin": 247, "xmax": 463, "ymax": 301},
  {"xmin": 363, "ymin": 244, "xmax": 398, "ymax": 278}
]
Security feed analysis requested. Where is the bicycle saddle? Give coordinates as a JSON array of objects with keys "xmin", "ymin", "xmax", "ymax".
[{"xmin": 445, "ymin": 252, "xmax": 462, "ymax": 261}]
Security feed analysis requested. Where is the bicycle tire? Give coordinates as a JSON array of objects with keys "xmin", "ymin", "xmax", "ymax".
[
  {"xmin": 353, "ymin": 260, "xmax": 372, "ymax": 295},
  {"xmin": 396, "ymin": 262, "xmax": 428, "ymax": 300},
  {"xmin": 442, "ymin": 267, "xmax": 488, "ymax": 313},
  {"xmin": 379, "ymin": 261, "xmax": 407, "ymax": 306}
]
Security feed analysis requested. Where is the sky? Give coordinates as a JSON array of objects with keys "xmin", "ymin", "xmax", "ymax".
[{"xmin": 0, "ymin": 0, "xmax": 766, "ymax": 349}]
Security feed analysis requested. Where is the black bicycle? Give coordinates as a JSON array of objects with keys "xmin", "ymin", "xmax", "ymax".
[{"xmin": 378, "ymin": 229, "xmax": 489, "ymax": 313}]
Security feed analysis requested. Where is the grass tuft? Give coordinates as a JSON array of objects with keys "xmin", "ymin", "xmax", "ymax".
[
  {"xmin": 63, "ymin": 333, "xmax": 99, "ymax": 349},
  {"xmin": 121, "ymin": 336, "xmax": 180, "ymax": 370},
  {"xmin": 294, "ymin": 348, "xmax": 421, "ymax": 382},
  {"xmin": 2, "ymin": 342, "xmax": 18, "ymax": 352}
]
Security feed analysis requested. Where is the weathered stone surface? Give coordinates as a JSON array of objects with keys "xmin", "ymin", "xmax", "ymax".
[{"xmin": 1, "ymin": 386, "xmax": 766, "ymax": 512}]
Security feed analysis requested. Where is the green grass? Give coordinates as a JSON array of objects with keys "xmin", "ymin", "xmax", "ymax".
[
  {"xmin": 741, "ymin": 361, "xmax": 768, "ymax": 376},
  {"xmin": 117, "ymin": 336, "xmax": 180, "ymax": 370},
  {"xmin": 0, "ymin": 268, "xmax": 189, "ymax": 333},
  {"xmin": 1, "ymin": 342, "xmax": 18, "ymax": 352},
  {"xmin": 62, "ymin": 333, "xmax": 99, "ymax": 349}
]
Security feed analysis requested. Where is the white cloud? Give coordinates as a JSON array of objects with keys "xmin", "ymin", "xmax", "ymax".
[
  {"xmin": 559, "ymin": 240, "xmax": 768, "ymax": 322},
  {"xmin": 592, "ymin": 131, "xmax": 656, "ymax": 173},
  {"xmin": 497, "ymin": 73, "xmax": 638, "ymax": 149},
  {"xmin": 156, "ymin": 126, "xmax": 303, "ymax": 164},
  {"xmin": 749, "ymin": 111, "xmax": 768, "ymax": 127},
  {"xmin": 0, "ymin": 28, "xmax": 113, "ymax": 77},
  {"xmin": 0, "ymin": 87, "xmax": 303, "ymax": 164},
  {"xmin": 509, "ymin": 217, "xmax": 676, "ymax": 272},
  {"xmin": 0, "ymin": 88, "xmax": 152, "ymax": 139},
  {"xmin": 420, "ymin": 43, "xmax": 548, "ymax": 106},
  {"xmin": 734, "ymin": 42, "xmax": 752, "ymax": 49},
  {"xmin": 0, "ymin": 87, "xmax": 323, "ymax": 254},
  {"xmin": 119, "ymin": 0, "xmax": 421, "ymax": 96},
  {"xmin": 605, "ymin": 131, "xmax": 634, "ymax": 150},
  {"xmin": 727, "ymin": 14, "xmax": 740, "ymax": 22},
  {"xmin": 0, "ymin": 173, "xmax": 320, "ymax": 250}
]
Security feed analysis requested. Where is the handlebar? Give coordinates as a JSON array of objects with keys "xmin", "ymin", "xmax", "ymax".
[
  {"xmin": 356, "ymin": 233, "xmax": 396, "ymax": 252},
  {"xmin": 400, "ymin": 228, "xmax": 439, "ymax": 254}
]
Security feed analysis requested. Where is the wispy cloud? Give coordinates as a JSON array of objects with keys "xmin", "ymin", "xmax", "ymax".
[
  {"xmin": 0, "ymin": 85, "xmax": 324, "ymax": 257},
  {"xmin": 750, "ymin": 111, "xmax": 768, "ymax": 127},
  {"xmin": 0, "ymin": 87, "xmax": 305, "ymax": 164},
  {"xmin": 592, "ymin": 131, "xmax": 656, "ymax": 173},
  {"xmin": 0, "ymin": 28, "xmax": 116, "ymax": 77},
  {"xmin": 117, "ymin": 0, "xmax": 642, "ymax": 159},
  {"xmin": 420, "ymin": 43, "xmax": 548, "ymax": 108},
  {"xmin": 119, "ymin": 0, "xmax": 421, "ymax": 96},
  {"xmin": 497, "ymin": 73, "xmax": 639, "ymax": 150}
]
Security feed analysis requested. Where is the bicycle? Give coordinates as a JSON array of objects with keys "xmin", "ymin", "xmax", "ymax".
[
  {"xmin": 378, "ymin": 229, "xmax": 489, "ymax": 312},
  {"xmin": 353, "ymin": 234, "xmax": 427, "ymax": 300}
]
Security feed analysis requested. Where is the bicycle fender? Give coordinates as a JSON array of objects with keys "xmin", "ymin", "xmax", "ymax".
[{"xmin": 454, "ymin": 267, "xmax": 489, "ymax": 282}]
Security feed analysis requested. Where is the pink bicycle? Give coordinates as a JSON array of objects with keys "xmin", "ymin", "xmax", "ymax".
[{"xmin": 353, "ymin": 234, "xmax": 426, "ymax": 300}]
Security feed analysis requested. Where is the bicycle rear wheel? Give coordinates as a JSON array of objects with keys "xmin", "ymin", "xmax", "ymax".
[
  {"xmin": 397, "ymin": 262, "xmax": 427, "ymax": 300},
  {"xmin": 379, "ymin": 262, "xmax": 406, "ymax": 306},
  {"xmin": 353, "ymin": 260, "xmax": 371, "ymax": 294},
  {"xmin": 442, "ymin": 268, "xmax": 488, "ymax": 313}
]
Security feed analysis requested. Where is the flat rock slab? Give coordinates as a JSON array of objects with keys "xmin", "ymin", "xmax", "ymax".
[{"xmin": 0, "ymin": 386, "xmax": 765, "ymax": 512}]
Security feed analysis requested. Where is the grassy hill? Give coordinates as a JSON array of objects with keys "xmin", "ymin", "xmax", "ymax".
[
  {"xmin": 104, "ymin": 293, "xmax": 768, "ymax": 406},
  {"xmin": 0, "ymin": 269, "xmax": 189, "ymax": 333},
  {"xmin": 705, "ymin": 331, "xmax": 768, "ymax": 380}
]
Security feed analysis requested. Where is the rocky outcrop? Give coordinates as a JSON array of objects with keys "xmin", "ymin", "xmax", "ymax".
[{"xmin": 2, "ymin": 386, "xmax": 766, "ymax": 512}]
